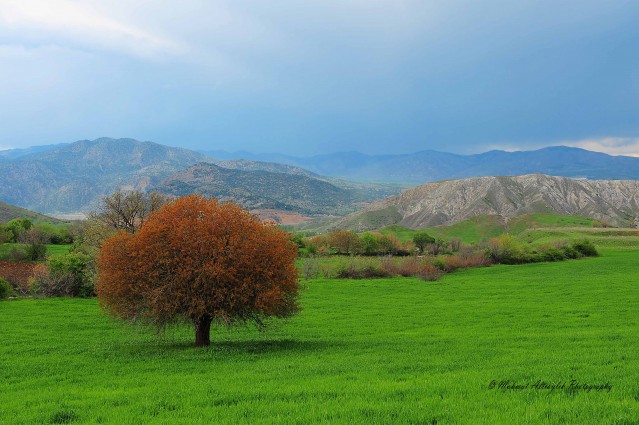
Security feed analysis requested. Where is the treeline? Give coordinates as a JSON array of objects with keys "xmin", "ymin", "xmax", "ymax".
[{"xmin": 294, "ymin": 230, "xmax": 456, "ymax": 257}]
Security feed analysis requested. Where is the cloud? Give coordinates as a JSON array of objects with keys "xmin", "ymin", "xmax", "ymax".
[
  {"xmin": 0, "ymin": 0, "xmax": 183, "ymax": 58},
  {"xmin": 564, "ymin": 138, "xmax": 639, "ymax": 157}
]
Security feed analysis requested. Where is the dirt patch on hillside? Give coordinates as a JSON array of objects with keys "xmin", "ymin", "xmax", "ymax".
[
  {"xmin": 252, "ymin": 209, "xmax": 311, "ymax": 226},
  {"xmin": 0, "ymin": 261, "xmax": 38, "ymax": 294}
]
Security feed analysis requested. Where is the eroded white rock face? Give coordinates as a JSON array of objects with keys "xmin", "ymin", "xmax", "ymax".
[{"xmin": 335, "ymin": 174, "xmax": 639, "ymax": 230}]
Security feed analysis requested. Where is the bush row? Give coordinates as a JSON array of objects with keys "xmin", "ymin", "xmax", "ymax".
[
  {"xmin": 300, "ymin": 237, "xmax": 598, "ymax": 281},
  {"xmin": 0, "ymin": 252, "xmax": 96, "ymax": 299},
  {"xmin": 486, "ymin": 235, "xmax": 598, "ymax": 264}
]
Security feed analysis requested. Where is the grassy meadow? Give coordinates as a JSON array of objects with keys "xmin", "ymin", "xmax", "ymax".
[
  {"xmin": 0, "ymin": 243, "xmax": 72, "ymax": 261},
  {"xmin": 2, "ymin": 248, "xmax": 639, "ymax": 424}
]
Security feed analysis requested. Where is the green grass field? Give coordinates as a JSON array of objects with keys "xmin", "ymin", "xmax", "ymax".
[
  {"xmin": 2, "ymin": 249, "xmax": 639, "ymax": 424},
  {"xmin": 0, "ymin": 243, "xmax": 72, "ymax": 261}
]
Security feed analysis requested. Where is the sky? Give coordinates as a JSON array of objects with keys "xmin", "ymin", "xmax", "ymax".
[{"xmin": 1, "ymin": 0, "xmax": 638, "ymax": 156}]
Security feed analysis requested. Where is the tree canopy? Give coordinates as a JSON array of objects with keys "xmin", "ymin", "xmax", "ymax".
[
  {"xmin": 413, "ymin": 231, "xmax": 435, "ymax": 254},
  {"xmin": 96, "ymin": 195, "xmax": 300, "ymax": 346}
]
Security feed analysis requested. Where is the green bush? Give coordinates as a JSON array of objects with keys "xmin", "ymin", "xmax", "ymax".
[
  {"xmin": 336, "ymin": 265, "xmax": 389, "ymax": 279},
  {"xmin": 9, "ymin": 246, "xmax": 29, "ymax": 261},
  {"xmin": 31, "ymin": 253, "xmax": 95, "ymax": 297},
  {"xmin": 487, "ymin": 234, "xmax": 526, "ymax": 264},
  {"xmin": 572, "ymin": 239, "xmax": 598, "ymax": 257},
  {"xmin": 26, "ymin": 243, "xmax": 47, "ymax": 261},
  {"xmin": 0, "ymin": 278, "xmax": 12, "ymax": 299}
]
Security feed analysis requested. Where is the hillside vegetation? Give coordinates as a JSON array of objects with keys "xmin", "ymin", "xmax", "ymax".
[
  {"xmin": 0, "ymin": 201, "xmax": 62, "ymax": 224},
  {"xmin": 376, "ymin": 214, "xmax": 638, "ymax": 248}
]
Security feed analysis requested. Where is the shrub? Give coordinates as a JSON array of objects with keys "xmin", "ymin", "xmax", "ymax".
[
  {"xmin": 28, "ymin": 264, "xmax": 51, "ymax": 295},
  {"xmin": 302, "ymin": 256, "xmax": 321, "ymax": 279},
  {"xmin": 487, "ymin": 234, "xmax": 526, "ymax": 264},
  {"xmin": 442, "ymin": 252, "xmax": 492, "ymax": 272},
  {"xmin": 0, "ymin": 261, "xmax": 37, "ymax": 295},
  {"xmin": 31, "ymin": 253, "xmax": 95, "ymax": 297},
  {"xmin": 26, "ymin": 243, "xmax": 47, "ymax": 261},
  {"xmin": 539, "ymin": 247, "xmax": 565, "ymax": 262},
  {"xmin": 379, "ymin": 256, "xmax": 444, "ymax": 281},
  {"xmin": 572, "ymin": 239, "xmax": 598, "ymax": 257},
  {"xmin": 336, "ymin": 265, "xmax": 389, "ymax": 279},
  {"xmin": 0, "ymin": 277, "xmax": 12, "ymax": 299},
  {"xmin": 9, "ymin": 246, "xmax": 29, "ymax": 262}
]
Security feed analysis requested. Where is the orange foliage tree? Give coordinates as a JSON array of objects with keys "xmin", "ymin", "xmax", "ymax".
[{"xmin": 96, "ymin": 195, "xmax": 300, "ymax": 346}]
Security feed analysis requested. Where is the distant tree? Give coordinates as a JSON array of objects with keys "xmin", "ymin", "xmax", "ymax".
[
  {"xmin": 360, "ymin": 233, "xmax": 379, "ymax": 256},
  {"xmin": 80, "ymin": 190, "xmax": 168, "ymax": 250},
  {"xmin": 378, "ymin": 233, "xmax": 402, "ymax": 255},
  {"xmin": 0, "ymin": 224, "xmax": 11, "ymax": 244},
  {"xmin": 290, "ymin": 232, "xmax": 305, "ymax": 249},
  {"xmin": 307, "ymin": 235, "xmax": 330, "ymax": 256},
  {"xmin": 93, "ymin": 190, "xmax": 168, "ymax": 234},
  {"xmin": 327, "ymin": 230, "xmax": 361, "ymax": 255},
  {"xmin": 97, "ymin": 195, "xmax": 300, "ymax": 347},
  {"xmin": 413, "ymin": 231, "xmax": 435, "ymax": 254},
  {"xmin": 5, "ymin": 218, "xmax": 33, "ymax": 243},
  {"xmin": 427, "ymin": 239, "xmax": 448, "ymax": 256}
]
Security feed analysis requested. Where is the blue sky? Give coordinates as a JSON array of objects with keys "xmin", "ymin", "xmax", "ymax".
[{"xmin": 1, "ymin": 1, "xmax": 638, "ymax": 156}]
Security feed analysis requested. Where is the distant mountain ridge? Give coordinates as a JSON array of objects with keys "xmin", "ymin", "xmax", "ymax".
[
  {"xmin": 201, "ymin": 146, "xmax": 639, "ymax": 183},
  {"xmin": 156, "ymin": 163, "xmax": 357, "ymax": 215},
  {"xmin": 332, "ymin": 174, "xmax": 639, "ymax": 231},
  {"xmin": 0, "ymin": 138, "xmax": 206, "ymax": 213},
  {"xmin": 0, "ymin": 138, "xmax": 402, "ymax": 216},
  {"xmin": 4, "ymin": 138, "xmax": 639, "ymax": 218}
]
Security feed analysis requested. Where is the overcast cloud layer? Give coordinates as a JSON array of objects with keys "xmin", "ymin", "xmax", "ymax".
[{"xmin": 1, "ymin": 1, "xmax": 638, "ymax": 155}]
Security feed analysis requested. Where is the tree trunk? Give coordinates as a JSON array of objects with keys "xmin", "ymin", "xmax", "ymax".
[{"xmin": 194, "ymin": 315, "xmax": 212, "ymax": 347}]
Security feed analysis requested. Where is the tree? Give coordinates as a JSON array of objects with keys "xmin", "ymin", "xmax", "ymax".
[
  {"xmin": 98, "ymin": 190, "xmax": 168, "ymax": 233},
  {"xmin": 360, "ymin": 233, "xmax": 379, "ymax": 255},
  {"xmin": 76, "ymin": 190, "xmax": 168, "ymax": 252},
  {"xmin": 5, "ymin": 218, "xmax": 33, "ymax": 243},
  {"xmin": 0, "ymin": 224, "xmax": 11, "ymax": 244},
  {"xmin": 378, "ymin": 233, "xmax": 402, "ymax": 255},
  {"xmin": 97, "ymin": 195, "xmax": 300, "ymax": 347},
  {"xmin": 327, "ymin": 230, "xmax": 361, "ymax": 255},
  {"xmin": 413, "ymin": 231, "xmax": 435, "ymax": 254}
]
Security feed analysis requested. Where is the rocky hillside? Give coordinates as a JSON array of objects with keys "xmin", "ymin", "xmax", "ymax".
[{"xmin": 332, "ymin": 174, "xmax": 639, "ymax": 230}]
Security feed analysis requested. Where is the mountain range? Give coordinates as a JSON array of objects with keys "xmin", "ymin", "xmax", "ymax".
[
  {"xmin": 0, "ymin": 138, "xmax": 401, "ymax": 218},
  {"xmin": 332, "ymin": 174, "xmax": 639, "ymax": 231},
  {"xmin": 201, "ymin": 147, "xmax": 639, "ymax": 183},
  {"xmin": 0, "ymin": 138, "xmax": 203, "ymax": 213},
  {"xmin": 3, "ymin": 138, "xmax": 639, "ymax": 223}
]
